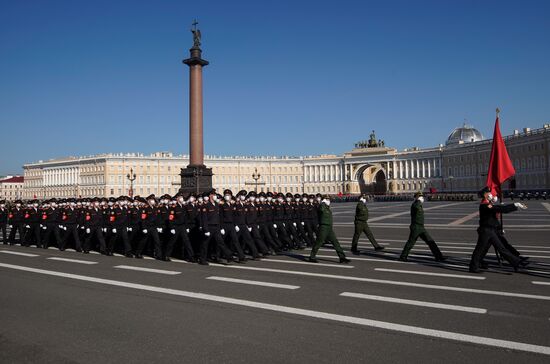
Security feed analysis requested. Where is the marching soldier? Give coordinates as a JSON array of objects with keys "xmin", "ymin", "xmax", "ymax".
[
  {"xmin": 165, "ymin": 194, "xmax": 196, "ymax": 262},
  {"xmin": 469, "ymin": 187, "xmax": 528, "ymax": 273},
  {"xmin": 199, "ymin": 190, "xmax": 234, "ymax": 265},
  {"xmin": 350, "ymin": 194, "xmax": 384, "ymax": 254},
  {"xmin": 83, "ymin": 198, "xmax": 107, "ymax": 254},
  {"xmin": 234, "ymin": 190, "xmax": 260, "ymax": 259},
  {"xmin": 399, "ymin": 192, "xmax": 445, "ymax": 262},
  {"xmin": 309, "ymin": 195, "xmax": 350, "ymax": 264},
  {"xmin": 107, "ymin": 196, "xmax": 133, "ymax": 257},
  {"xmin": 42, "ymin": 199, "xmax": 63, "ymax": 249},
  {"xmin": 219, "ymin": 190, "xmax": 246, "ymax": 262},
  {"xmin": 24, "ymin": 200, "xmax": 42, "ymax": 248},
  {"xmin": 136, "ymin": 195, "xmax": 163, "ymax": 259},
  {"xmin": 0, "ymin": 200, "xmax": 8, "ymax": 244},
  {"xmin": 8, "ymin": 200, "xmax": 25, "ymax": 245},
  {"xmin": 60, "ymin": 199, "xmax": 82, "ymax": 252}
]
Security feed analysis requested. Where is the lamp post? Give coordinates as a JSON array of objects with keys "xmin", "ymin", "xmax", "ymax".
[
  {"xmin": 252, "ymin": 168, "xmax": 261, "ymax": 193},
  {"xmin": 126, "ymin": 168, "xmax": 136, "ymax": 197}
]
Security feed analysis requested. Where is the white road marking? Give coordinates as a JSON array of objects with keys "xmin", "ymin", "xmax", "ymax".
[
  {"xmin": 0, "ymin": 250, "xmax": 39, "ymax": 257},
  {"xmin": 260, "ymin": 258, "xmax": 353, "ymax": 269},
  {"xmin": 0, "ymin": 262, "xmax": 548, "ymax": 356},
  {"xmin": 206, "ymin": 276, "xmax": 300, "ymax": 290},
  {"xmin": 532, "ymin": 281, "xmax": 550, "ymax": 286},
  {"xmin": 340, "ymin": 292, "xmax": 487, "ymax": 314},
  {"xmin": 47, "ymin": 257, "xmax": 98, "ymax": 265},
  {"xmin": 448, "ymin": 211, "xmax": 479, "ymax": 226},
  {"xmin": 312, "ymin": 255, "xmax": 403, "ymax": 264},
  {"xmin": 374, "ymin": 268, "xmax": 485, "ymax": 280},
  {"xmin": 113, "ymin": 265, "xmax": 181, "ymax": 275},
  {"xmin": 367, "ymin": 203, "xmax": 464, "ymax": 222},
  {"xmin": 212, "ymin": 265, "xmax": 550, "ymax": 301},
  {"xmin": 542, "ymin": 203, "xmax": 550, "ymax": 213}
]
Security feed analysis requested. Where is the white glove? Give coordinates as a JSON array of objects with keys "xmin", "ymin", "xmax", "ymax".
[
  {"xmin": 25, "ymin": 225, "xmax": 30, "ymax": 229},
  {"xmin": 220, "ymin": 229, "xmax": 225, "ymax": 235},
  {"xmin": 42, "ymin": 226, "xmax": 47, "ymax": 230},
  {"xmin": 142, "ymin": 229, "xmax": 148, "ymax": 234},
  {"xmin": 204, "ymin": 232, "xmax": 211, "ymax": 237},
  {"xmin": 63, "ymin": 227, "xmax": 67, "ymax": 231},
  {"xmin": 235, "ymin": 225, "xmax": 240, "ymax": 232},
  {"xmin": 301, "ymin": 222, "xmax": 305, "ymax": 226},
  {"xmin": 247, "ymin": 227, "xmax": 252, "ymax": 232},
  {"xmin": 170, "ymin": 229, "xmax": 176, "ymax": 234},
  {"xmin": 186, "ymin": 228, "xmax": 190, "ymax": 233},
  {"xmin": 59, "ymin": 225, "xmax": 63, "ymax": 229},
  {"xmin": 293, "ymin": 222, "xmax": 297, "ymax": 227},
  {"xmin": 112, "ymin": 228, "xmax": 117, "ymax": 234},
  {"xmin": 102, "ymin": 228, "xmax": 107, "ymax": 233},
  {"xmin": 8, "ymin": 225, "xmax": 13, "ymax": 229},
  {"xmin": 273, "ymin": 224, "xmax": 277, "ymax": 228},
  {"xmin": 86, "ymin": 228, "xmax": 90, "ymax": 234},
  {"xmin": 157, "ymin": 228, "xmax": 162, "ymax": 233},
  {"xmin": 514, "ymin": 202, "xmax": 527, "ymax": 210},
  {"xmin": 80, "ymin": 226, "xmax": 85, "ymax": 230},
  {"xmin": 128, "ymin": 227, "xmax": 133, "ymax": 232}
]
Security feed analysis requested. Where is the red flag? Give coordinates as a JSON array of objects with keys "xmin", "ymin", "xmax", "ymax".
[{"xmin": 486, "ymin": 112, "xmax": 515, "ymax": 196}]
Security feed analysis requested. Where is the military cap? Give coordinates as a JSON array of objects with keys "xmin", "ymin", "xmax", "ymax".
[
  {"xmin": 294, "ymin": 193, "xmax": 301, "ymax": 199},
  {"xmin": 277, "ymin": 193, "xmax": 284, "ymax": 198},
  {"xmin": 309, "ymin": 194, "xmax": 315, "ymax": 199},
  {"xmin": 478, "ymin": 186, "xmax": 491, "ymax": 198},
  {"xmin": 160, "ymin": 194, "xmax": 171, "ymax": 200},
  {"xmin": 285, "ymin": 192, "xmax": 293, "ymax": 198},
  {"xmin": 237, "ymin": 189, "xmax": 247, "ymax": 197},
  {"xmin": 208, "ymin": 189, "xmax": 217, "ymax": 195},
  {"xmin": 202, "ymin": 191, "xmax": 210, "ymax": 198},
  {"xmin": 146, "ymin": 194, "xmax": 156, "ymax": 201},
  {"xmin": 414, "ymin": 192, "xmax": 424, "ymax": 198},
  {"xmin": 266, "ymin": 192, "xmax": 273, "ymax": 197},
  {"xmin": 223, "ymin": 189, "xmax": 233, "ymax": 196},
  {"xmin": 108, "ymin": 197, "xmax": 116, "ymax": 203},
  {"xmin": 258, "ymin": 192, "xmax": 266, "ymax": 197},
  {"xmin": 315, "ymin": 193, "xmax": 322, "ymax": 198}
]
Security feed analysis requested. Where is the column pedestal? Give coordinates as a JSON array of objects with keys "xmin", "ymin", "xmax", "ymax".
[{"xmin": 180, "ymin": 165, "xmax": 213, "ymax": 195}]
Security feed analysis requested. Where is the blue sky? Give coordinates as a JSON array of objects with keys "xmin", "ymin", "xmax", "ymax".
[{"xmin": 1, "ymin": 0, "xmax": 549, "ymax": 175}]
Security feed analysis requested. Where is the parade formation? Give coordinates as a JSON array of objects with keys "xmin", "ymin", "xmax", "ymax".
[{"xmin": 0, "ymin": 187, "xmax": 529, "ymax": 273}]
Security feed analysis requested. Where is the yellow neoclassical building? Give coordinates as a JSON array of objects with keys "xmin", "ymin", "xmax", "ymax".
[{"xmin": 22, "ymin": 124, "xmax": 550, "ymax": 199}]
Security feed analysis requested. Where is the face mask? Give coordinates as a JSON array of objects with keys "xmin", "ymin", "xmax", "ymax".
[
  {"xmin": 33, "ymin": 203, "xmax": 39, "ymax": 208},
  {"xmin": 418, "ymin": 197, "xmax": 424, "ymax": 203},
  {"xmin": 302, "ymin": 197, "xmax": 307, "ymax": 202},
  {"xmin": 309, "ymin": 199, "xmax": 314, "ymax": 203},
  {"xmin": 316, "ymin": 197, "xmax": 321, "ymax": 202},
  {"xmin": 286, "ymin": 197, "xmax": 291, "ymax": 202},
  {"xmin": 178, "ymin": 197, "xmax": 184, "ymax": 204},
  {"xmin": 295, "ymin": 198, "xmax": 300, "ymax": 202},
  {"xmin": 149, "ymin": 200, "xmax": 156, "ymax": 206},
  {"xmin": 239, "ymin": 195, "xmax": 245, "ymax": 201},
  {"xmin": 277, "ymin": 198, "xmax": 284, "ymax": 203},
  {"xmin": 249, "ymin": 197, "xmax": 255, "ymax": 203},
  {"xmin": 259, "ymin": 197, "xmax": 265, "ymax": 202},
  {"xmin": 491, "ymin": 196, "xmax": 498, "ymax": 203},
  {"xmin": 212, "ymin": 196, "xmax": 218, "ymax": 202},
  {"xmin": 224, "ymin": 195, "xmax": 231, "ymax": 202},
  {"xmin": 267, "ymin": 197, "xmax": 272, "ymax": 202},
  {"xmin": 198, "ymin": 197, "xmax": 203, "ymax": 203},
  {"xmin": 189, "ymin": 197, "xmax": 196, "ymax": 203},
  {"xmin": 359, "ymin": 198, "xmax": 366, "ymax": 203},
  {"xmin": 108, "ymin": 202, "xmax": 114, "ymax": 207},
  {"xmin": 323, "ymin": 199, "xmax": 331, "ymax": 206}
]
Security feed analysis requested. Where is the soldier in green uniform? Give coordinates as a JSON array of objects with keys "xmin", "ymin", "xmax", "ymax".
[
  {"xmin": 308, "ymin": 195, "xmax": 350, "ymax": 264},
  {"xmin": 351, "ymin": 194, "xmax": 384, "ymax": 255},
  {"xmin": 399, "ymin": 192, "xmax": 445, "ymax": 262}
]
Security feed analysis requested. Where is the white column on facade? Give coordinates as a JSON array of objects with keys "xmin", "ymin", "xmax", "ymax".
[
  {"xmin": 416, "ymin": 160, "xmax": 420, "ymax": 179},
  {"xmin": 427, "ymin": 160, "xmax": 431, "ymax": 177},
  {"xmin": 422, "ymin": 159, "xmax": 426, "ymax": 178},
  {"xmin": 392, "ymin": 161, "xmax": 397, "ymax": 179},
  {"xmin": 410, "ymin": 160, "xmax": 414, "ymax": 179},
  {"xmin": 438, "ymin": 158, "xmax": 442, "ymax": 177},
  {"xmin": 314, "ymin": 165, "xmax": 318, "ymax": 182}
]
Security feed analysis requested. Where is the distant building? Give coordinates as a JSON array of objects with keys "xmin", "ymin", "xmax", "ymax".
[
  {"xmin": 0, "ymin": 176, "xmax": 25, "ymax": 201},
  {"xmin": 22, "ymin": 124, "xmax": 550, "ymax": 199}
]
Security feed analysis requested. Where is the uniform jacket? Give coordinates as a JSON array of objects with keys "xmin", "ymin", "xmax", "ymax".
[
  {"xmin": 318, "ymin": 203, "xmax": 333, "ymax": 226},
  {"xmin": 354, "ymin": 202, "xmax": 369, "ymax": 222}
]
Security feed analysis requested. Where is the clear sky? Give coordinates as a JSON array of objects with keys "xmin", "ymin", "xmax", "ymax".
[{"xmin": 1, "ymin": 0, "xmax": 549, "ymax": 175}]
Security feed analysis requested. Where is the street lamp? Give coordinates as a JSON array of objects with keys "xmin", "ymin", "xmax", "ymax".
[
  {"xmin": 252, "ymin": 168, "xmax": 261, "ymax": 193},
  {"xmin": 126, "ymin": 168, "xmax": 136, "ymax": 197}
]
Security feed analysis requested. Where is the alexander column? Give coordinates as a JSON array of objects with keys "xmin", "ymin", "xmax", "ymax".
[{"xmin": 180, "ymin": 20, "xmax": 213, "ymax": 194}]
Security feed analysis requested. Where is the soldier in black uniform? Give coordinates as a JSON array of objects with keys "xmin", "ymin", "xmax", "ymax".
[
  {"xmin": 107, "ymin": 196, "xmax": 133, "ymax": 257},
  {"xmin": 273, "ymin": 193, "xmax": 293, "ymax": 250},
  {"xmin": 83, "ymin": 198, "xmax": 107, "ymax": 254},
  {"xmin": 294, "ymin": 193, "xmax": 313, "ymax": 247},
  {"xmin": 136, "ymin": 195, "xmax": 163, "ymax": 259},
  {"xmin": 23, "ymin": 200, "xmax": 42, "ymax": 247},
  {"xmin": 257, "ymin": 192, "xmax": 281, "ymax": 252},
  {"xmin": 60, "ymin": 199, "xmax": 82, "ymax": 252},
  {"xmin": 41, "ymin": 199, "xmax": 63, "ymax": 249},
  {"xmin": 302, "ymin": 194, "xmax": 317, "ymax": 246},
  {"xmin": 0, "ymin": 200, "xmax": 7, "ymax": 244},
  {"xmin": 219, "ymin": 190, "xmax": 246, "ymax": 262},
  {"xmin": 469, "ymin": 187, "xmax": 528, "ymax": 273},
  {"xmin": 245, "ymin": 191, "xmax": 271, "ymax": 255},
  {"xmin": 165, "ymin": 193, "xmax": 196, "ymax": 262},
  {"xmin": 8, "ymin": 200, "xmax": 25, "ymax": 245},
  {"xmin": 199, "ymin": 190, "xmax": 234, "ymax": 265},
  {"xmin": 283, "ymin": 193, "xmax": 302, "ymax": 249},
  {"xmin": 234, "ymin": 190, "xmax": 260, "ymax": 259}
]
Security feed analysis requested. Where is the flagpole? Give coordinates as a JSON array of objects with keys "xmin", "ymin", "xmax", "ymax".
[{"xmin": 495, "ymin": 108, "xmax": 503, "ymax": 266}]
